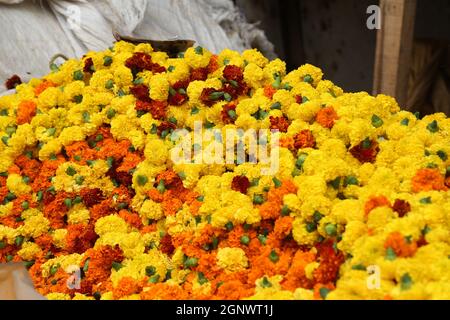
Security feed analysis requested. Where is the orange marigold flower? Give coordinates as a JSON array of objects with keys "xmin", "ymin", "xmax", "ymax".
[
  {"xmin": 411, "ymin": 168, "xmax": 447, "ymax": 193},
  {"xmin": 34, "ymin": 80, "xmax": 57, "ymax": 96},
  {"xmin": 315, "ymin": 106, "xmax": 338, "ymax": 129},
  {"xmin": 16, "ymin": 100, "xmax": 37, "ymax": 124},
  {"xmin": 384, "ymin": 232, "xmax": 417, "ymax": 258},
  {"xmin": 263, "ymin": 85, "xmax": 276, "ymax": 99},
  {"xmin": 364, "ymin": 195, "xmax": 391, "ymax": 216},
  {"xmin": 65, "ymin": 223, "xmax": 98, "ymax": 254},
  {"xmin": 207, "ymin": 55, "xmax": 220, "ymax": 73}
]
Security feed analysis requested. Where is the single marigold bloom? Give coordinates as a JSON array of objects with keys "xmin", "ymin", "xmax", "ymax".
[
  {"xmin": 384, "ymin": 232, "xmax": 417, "ymax": 258},
  {"xmin": 315, "ymin": 106, "xmax": 339, "ymax": 128},
  {"xmin": 16, "ymin": 100, "xmax": 37, "ymax": 124},
  {"xmin": 125, "ymin": 52, "xmax": 165, "ymax": 73},
  {"xmin": 313, "ymin": 241, "xmax": 344, "ymax": 285},
  {"xmin": 350, "ymin": 139, "xmax": 379, "ymax": 163},
  {"xmin": 157, "ymin": 120, "xmax": 176, "ymax": 136},
  {"xmin": 392, "ymin": 199, "xmax": 411, "ymax": 217},
  {"xmin": 130, "ymin": 84, "xmax": 151, "ymax": 102},
  {"xmin": 279, "ymin": 136, "xmax": 295, "ymax": 150},
  {"xmin": 269, "ymin": 116, "xmax": 290, "ymax": 133},
  {"xmin": 200, "ymin": 87, "xmax": 220, "ymax": 106},
  {"xmin": 65, "ymin": 224, "xmax": 98, "ymax": 254},
  {"xmin": 411, "ymin": 168, "xmax": 447, "ymax": 193},
  {"xmin": 80, "ymin": 188, "xmax": 104, "ymax": 207},
  {"xmin": 190, "ymin": 67, "xmax": 209, "ymax": 81},
  {"xmin": 263, "ymin": 85, "xmax": 276, "ymax": 99},
  {"xmin": 160, "ymin": 234, "xmax": 175, "ymax": 255},
  {"xmin": 34, "ymin": 80, "xmax": 57, "ymax": 96},
  {"xmin": 113, "ymin": 277, "xmax": 144, "ymax": 299},
  {"xmin": 223, "ymin": 65, "xmax": 244, "ymax": 82},
  {"xmin": 5, "ymin": 74, "xmax": 22, "ymax": 90},
  {"xmin": 207, "ymin": 55, "xmax": 220, "ymax": 73},
  {"xmin": 231, "ymin": 175, "xmax": 250, "ymax": 194},
  {"xmin": 364, "ymin": 195, "xmax": 391, "ymax": 216},
  {"xmin": 136, "ymin": 100, "xmax": 167, "ymax": 120},
  {"xmin": 83, "ymin": 57, "xmax": 94, "ymax": 73},
  {"xmin": 221, "ymin": 103, "xmax": 237, "ymax": 124},
  {"xmin": 293, "ymin": 130, "xmax": 316, "ymax": 149}
]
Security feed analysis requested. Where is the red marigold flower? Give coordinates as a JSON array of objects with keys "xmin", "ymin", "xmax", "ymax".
[
  {"xmin": 295, "ymin": 95, "xmax": 303, "ymax": 104},
  {"xmin": 130, "ymin": 84, "xmax": 151, "ymax": 102},
  {"xmin": 223, "ymin": 65, "xmax": 244, "ymax": 82},
  {"xmin": 207, "ymin": 55, "xmax": 220, "ymax": 73},
  {"xmin": 157, "ymin": 121, "xmax": 176, "ymax": 136},
  {"xmin": 83, "ymin": 58, "xmax": 94, "ymax": 73},
  {"xmin": 350, "ymin": 139, "xmax": 379, "ymax": 163},
  {"xmin": 411, "ymin": 168, "xmax": 447, "ymax": 193},
  {"xmin": 315, "ymin": 106, "xmax": 339, "ymax": 129},
  {"xmin": 5, "ymin": 74, "xmax": 22, "ymax": 90},
  {"xmin": 190, "ymin": 67, "xmax": 209, "ymax": 81},
  {"xmin": 231, "ymin": 175, "xmax": 250, "ymax": 194},
  {"xmin": 125, "ymin": 52, "xmax": 165, "ymax": 73},
  {"xmin": 160, "ymin": 234, "xmax": 175, "ymax": 254},
  {"xmin": 293, "ymin": 130, "xmax": 316, "ymax": 149},
  {"xmin": 200, "ymin": 87, "xmax": 220, "ymax": 106},
  {"xmin": 80, "ymin": 188, "xmax": 105, "ymax": 207},
  {"xmin": 392, "ymin": 199, "xmax": 411, "ymax": 217},
  {"xmin": 221, "ymin": 103, "xmax": 237, "ymax": 124},
  {"xmin": 269, "ymin": 116, "xmax": 290, "ymax": 133},
  {"xmin": 135, "ymin": 100, "xmax": 167, "ymax": 120}
]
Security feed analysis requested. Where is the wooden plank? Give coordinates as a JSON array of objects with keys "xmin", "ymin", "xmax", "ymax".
[{"xmin": 373, "ymin": 0, "xmax": 417, "ymax": 108}]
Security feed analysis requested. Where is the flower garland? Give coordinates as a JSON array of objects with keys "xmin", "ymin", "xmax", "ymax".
[{"xmin": 0, "ymin": 41, "xmax": 449, "ymax": 300}]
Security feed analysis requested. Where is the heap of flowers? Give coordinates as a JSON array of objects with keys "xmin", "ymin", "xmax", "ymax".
[{"xmin": 0, "ymin": 41, "xmax": 449, "ymax": 300}]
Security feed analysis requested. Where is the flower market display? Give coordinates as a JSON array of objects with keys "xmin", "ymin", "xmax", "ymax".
[{"xmin": 0, "ymin": 41, "xmax": 449, "ymax": 300}]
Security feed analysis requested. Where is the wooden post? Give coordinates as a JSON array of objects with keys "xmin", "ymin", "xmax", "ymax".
[{"xmin": 373, "ymin": 0, "xmax": 417, "ymax": 108}]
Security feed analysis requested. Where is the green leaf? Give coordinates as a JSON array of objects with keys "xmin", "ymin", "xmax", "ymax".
[
  {"xmin": 371, "ymin": 114, "xmax": 384, "ymax": 128},
  {"xmin": 426, "ymin": 120, "xmax": 439, "ymax": 133},
  {"xmin": 103, "ymin": 56, "xmax": 113, "ymax": 66},
  {"xmin": 385, "ymin": 247, "xmax": 396, "ymax": 261},
  {"xmin": 73, "ymin": 70, "xmax": 84, "ymax": 81},
  {"xmin": 400, "ymin": 273, "xmax": 413, "ymax": 290},
  {"xmin": 111, "ymin": 261, "xmax": 123, "ymax": 271},
  {"xmin": 303, "ymin": 74, "xmax": 313, "ymax": 84}
]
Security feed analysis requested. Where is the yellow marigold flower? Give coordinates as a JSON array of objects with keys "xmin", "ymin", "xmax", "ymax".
[
  {"xmin": 216, "ymin": 247, "xmax": 248, "ymax": 272},
  {"xmin": 242, "ymin": 48, "xmax": 269, "ymax": 68},
  {"xmin": 184, "ymin": 46, "xmax": 212, "ymax": 69},
  {"xmin": 6, "ymin": 173, "xmax": 31, "ymax": 195},
  {"xmin": 149, "ymin": 73, "xmax": 169, "ymax": 101},
  {"xmin": 17, "ymin": 241, "xmax": 42, "ymax": 260},
  {"xmin": 140, "ymin": 199, "xmax": 164, "ymax": 220},
  {"xmin": 95, "ymin": 215, "xmax": 129, "ymax": 236}
]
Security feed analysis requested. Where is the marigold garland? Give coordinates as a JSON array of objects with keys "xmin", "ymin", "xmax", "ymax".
[{"xmin": 0, "ymin": 41, "xmax": 449, "ymax": 300}]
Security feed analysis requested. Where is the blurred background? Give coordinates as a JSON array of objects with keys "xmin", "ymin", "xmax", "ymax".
[
  {"xmin": 236, "ymin": 0, "xmax": 450, "ymax": 116},
  {"xmin": 1, "ymin": 0, "xmax": 449, "ymax": 115}
]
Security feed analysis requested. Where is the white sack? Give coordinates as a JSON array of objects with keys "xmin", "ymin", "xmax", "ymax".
[{"xmin": 0, "ymin": 0, "xmax": 275, "ymax": 92}]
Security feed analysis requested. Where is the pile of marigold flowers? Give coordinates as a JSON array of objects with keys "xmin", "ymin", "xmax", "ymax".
[{"xmin": 1, "ymin": 41, "xmax": 449, "ymax": 300}]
